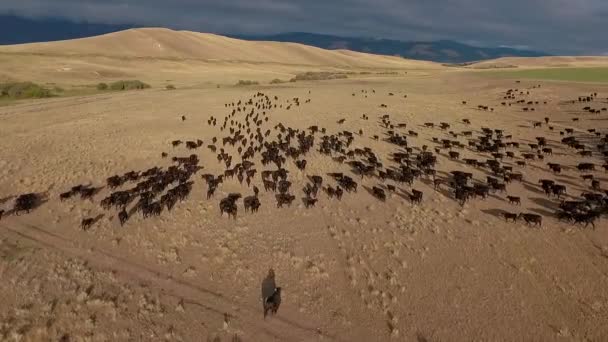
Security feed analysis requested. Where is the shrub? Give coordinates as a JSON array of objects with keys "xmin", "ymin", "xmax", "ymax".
[
  {"xmin": 269, "ymin": 78, "xmax": 286, "ymax": 84},
  {"xmin": 96, "ymin": 83, "xmax": 108, "ymax": 90},
  {"xmin": 0, "ymin": 82, "xmax": 52, "ymax": 99},
  {"xmin": 109, "ymin": 80, "xmax": 150, "ymax": 91},
  {"xmin": 166, "ymin": 84, "xmax": 176, "ymax": 90},
  {"xmin": 291, "ymin": 72, "xmax": 348, "ymax": 82},
  {"xmin": 235, "ymin": 80, "xmax": 259, "ymax": 86}
]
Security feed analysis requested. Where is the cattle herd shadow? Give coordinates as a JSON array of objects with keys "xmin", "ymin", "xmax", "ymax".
[
  {"xmin": 529, "ymin": 197, "xmax": 559, "ymax": 211},
  {"xmin": 0, "ymin": 195, "xmax": 15, "ymax": 206},
  {"xmin": 481, "ymin": 208, "xmax": 509, "ymax": 219}
]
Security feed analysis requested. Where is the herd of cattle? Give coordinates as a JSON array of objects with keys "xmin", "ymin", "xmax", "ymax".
[{"xmin": 0, "ymin": 85, "xmax": 607, "ymax": 232}]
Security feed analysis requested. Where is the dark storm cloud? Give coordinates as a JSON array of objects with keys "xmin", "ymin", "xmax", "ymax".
[{"xmin": 1, "ymin": 0, "xmax": 606, "ymax": 54}]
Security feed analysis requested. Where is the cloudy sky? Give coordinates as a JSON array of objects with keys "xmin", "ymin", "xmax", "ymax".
[{"xmin": 1, "ymin": 0, "xmax": 606, "ymax": 55}]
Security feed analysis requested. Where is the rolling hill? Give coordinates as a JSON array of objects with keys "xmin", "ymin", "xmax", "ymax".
[
  {"xmin": 0, "ymin": 27, "xmax": 443, "ymax": 87},
  {"xmin": 0, "ymin": 28, "xmax": 439, "ymax": 69}
]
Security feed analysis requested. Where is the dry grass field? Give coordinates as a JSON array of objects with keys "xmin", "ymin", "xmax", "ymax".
[{"xmin": 1, "ymin": 29, "xmax": 608, "ymax": 341}]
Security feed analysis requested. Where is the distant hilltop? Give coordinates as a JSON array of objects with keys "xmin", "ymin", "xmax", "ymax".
[{"xmin": 0, "ymin": 27, "xmax": 439, "ymax": 69}]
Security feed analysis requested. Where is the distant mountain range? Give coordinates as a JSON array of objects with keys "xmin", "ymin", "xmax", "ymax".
[
  {"xmin": 231, "ymin": 32, "xmax": 550, "ymax": 63},
  {"xmin": 0, "ymin": 14, "xmax": 549, "ymax": 63}
]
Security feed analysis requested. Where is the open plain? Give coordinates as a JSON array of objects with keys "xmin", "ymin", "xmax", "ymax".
[{"xmin": 1, "ymin": 29, "xmax": 608, "ymax": 341}]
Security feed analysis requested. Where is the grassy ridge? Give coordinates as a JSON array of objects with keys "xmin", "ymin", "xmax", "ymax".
[{"xmin": 481, "ymin": 67, "xmax": 608, "ymax": 83}]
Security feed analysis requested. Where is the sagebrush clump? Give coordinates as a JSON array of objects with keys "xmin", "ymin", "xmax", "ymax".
[
  {"xmin": 236, "ymin": 80, "xmax": 259, "ymax": 86},
  {"xmin": 289, "ymin": 72, "xmax": 348, "ymax": 82},
  {"xmin": 109, "ymin": 80, "xmax": 150, "ymax": 90},
  {"xmin": 0, "ymin": 82, "xmax": 53, "ymax": 99}
]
